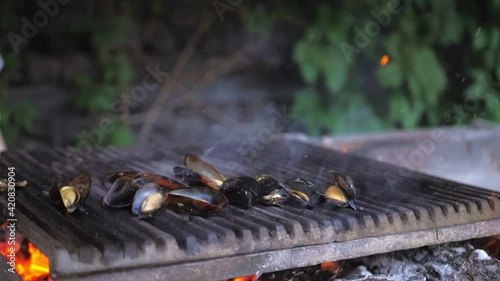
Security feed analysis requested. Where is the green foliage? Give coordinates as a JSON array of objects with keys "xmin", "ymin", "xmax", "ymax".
[
  {"xmin": 245, "ymin": 0, "xmax": 500, "ymax": 134},
  {"xmin": 76, "ymin": 118, "xmax": 133, "ymax": 147},
  {"xmin": 90, "ymin": 18, "xmax": 132, "ymax": 52},
  {"xmin": 0, "ymin": 43, "xmax": 39, "ymax": 146},
  {"xmin": 2, "ymin": 52, "xmax": 22, "ymax": 71},
  {"xmin": 71, "ymin": 16, "xmax": 134, "ymax": 146}
]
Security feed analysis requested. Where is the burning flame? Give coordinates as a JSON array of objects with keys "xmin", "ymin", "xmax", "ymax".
[
  {"xmin": 1, "ymin": 223, "xmax": 52, "ymax": 281},
  {"xmin": 380, "ymin": 55, "xmax": 389, "ymax": 66}
]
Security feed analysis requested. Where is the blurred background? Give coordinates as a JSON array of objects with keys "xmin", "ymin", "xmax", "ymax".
[{"xmin": 0, "ymin": 0, "xmax": 499, "ymax": 150}]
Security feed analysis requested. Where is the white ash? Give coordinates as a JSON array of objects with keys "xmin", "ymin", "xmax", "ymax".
[
  {"xmin": 336, "ymin": 242, "xmax": 500, "ymax": 281},
  {"xmin": 472, "ymin": 249, "xmax": 491, "ymax": 261}
]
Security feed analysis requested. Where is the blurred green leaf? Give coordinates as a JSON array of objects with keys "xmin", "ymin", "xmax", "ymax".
[
  {"xmin": 1, "ymin": 121, "xmax": 18, "ymax": 145},
  {"xmin": 90, "ymin": 18, "xmax": 132, "ymax": 51},
  {"xmin": 376, "ymin": 63, "xmax": 403, "ymax": 89},
  {"xmin": 244, "ymin": 5, "xmax": 273, "ymax": 34},
  {"xmin": 407, "ymin": 74, "xmax": 422, "ymax": 101},
  {"xmin": 0, "ymin": 95, "xmax": 37, "ymax": 146},
  {"xmin": 400, "ymin": 13, "xmax": 417, "ymax": 42},
  {"xmin": 115, "ymin": 54, "xmax": 134, "ymax": 87},
  {"xmin": 485, "ymin": 92, "xmax": 499, "ymax": 112},
  {"xmin": 89, "ymin": 94, "xmax": 114, "ymax": 113},
  {"xmin": 409, "ymin": 47, "xmax": 447, "ymax": 106},
  {"xmin": 293, "ymin": 39, "xmax": 320, "ymax": 84},
  {"xmin": 439, "ymin": 10, "xmax": 463, "ymax": 46},
  {"xmin": 473, "ymin": 27, "xmax": 487, "ymax": 50},
  {"xmin": 3, "ymin": 52, "xmax": 22, "ymax": 71},
  {"xmin": 339, "ymin": 95, "xmax": 386, "ymax": 133},
  {"xmin": 15, "ymin": 98, "xmax": 38, "ymax": 129},
  {"xmin": 107, "ymin": 123, "xmax": 134, "ymax": 146},
  {"xmin": 291, "ymin": 89, "xmax": 326, "ymax": 135},
  {"xmin": 75, "ymin": 75, "xmax": 94, "ymax": 93},
  {"xmin": 324, "ymin": 51, "xmax": 349, "ymax": 92},
  {"xmin": 299, "ymin": 61, "xmax": 318, "ymax": 84},
  {"xmin": 385, "ymin": 34, "xmax": 401, "ymax": 58},
  {"xmin": 489, "ymin": 28, "xmax": 500, "ymax": 52}
]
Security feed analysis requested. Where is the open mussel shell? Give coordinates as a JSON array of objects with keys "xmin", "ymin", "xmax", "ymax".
[
  {"xmin": 255, "ymin": 174, "xmax": 281, "ymax": 196},
  {"xmin": 110, "ymin": 171, "xmax": 186, "ymax": 189},
  {"xmin": 138, "ymin": 173, "xmax": 187, "ymax": 190},
  {"xmin": 220, "ymin": 177, "xmax": 260, "ymax": 209},
  {"xmin": 256, "ymin": 174, "xmax": 289, "ymax": 206},
  {"xmin": 103, "ymin": 176, "xmax": 139, "ymax": 208},
  {"xmin": 323, "ymin": 172, "xmax": 357, "ymax": 210},
  {"xmin": 173, "ymin": 166, "xmax": 204, "ymax": 186},
  {"xmin": 284, "ymin": 178, "xmax": 321, "ymax": 207},
  {"xmin": 132, "ymin": 183, "xmax": 166, "ymax": 219},
  {"xmin": 49, "ymin": 174, "xmax": 91, "ymax": 214},
  {"xmin": 184, "ymin": 154, "xmax": 226, "ymax": 190},
  {"xmin": 260, "ymin": 187, "xmax": 289, "ymax": 206},
  {"xmin": 166, "ymin": 187, "xmax": 228, "ymax": 215}
]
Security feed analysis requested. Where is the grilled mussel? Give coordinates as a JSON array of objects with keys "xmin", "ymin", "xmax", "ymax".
[
  {"xmin": 220, "ymin": 177, "xmax": 260, "ymax": 209},
  {"xmin": 49, "ymin": 174, "xmax": 91, "ymax": 214},
  {"xmin": 166, "ymin": 187, "xmax": 228, "ymax": 215},
  {"xmin": 132, "ymin": 183, "xmax": 166, "ymax": 219},
  {"xmin": 109, "ymin": 171, "xmax": 186, "ymax": 190},
  {"xmin": 284, "ymin": 178, "xmax": 321, "ymax": 207},
  {"xmin": 173, "ymin": 166, "xmax": 204, "ymax": 186},
  {"xmin": 0, "ymin": 179, "xmax": 28, "ymax": 193},
  {"xmin": 104, "ymin": 176, "xmax": 140, "ymax": 208},
  {"xmin": 174, "ymin": 154, "xmax": 226, "ymax": 190},
  {"xmin": 109, "ymin": 171, "xmax": 139, "ymax": 183},
  {"xmin": 255, "ymin": 174, "xmax": 288, "ymax": 206},
  {"xmin": 322, "ymin": 171, "xmax": 357, "ymax": 210}
]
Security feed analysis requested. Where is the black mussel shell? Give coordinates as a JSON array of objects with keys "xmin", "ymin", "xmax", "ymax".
[
  {"xmin": 166, "ymin": 187, "xmax": 228, "ymax": 215},
  {"xmin": 137, "ymin": 173, "xmax": 187, "ymax": 190},
  {"xmin": 131, "ymin": 183, "xmax": 166, "ymax": 219},
  {"xmin": 323, "ymin": 172, "xmax": 356, "ymax": 210},
  {"xmin": 184, "ymin": 154, "xmax": 226, "ymax": 190},
  {"xmin": 256, "ymin": 174, "xmax": 289, "ymax": 206},
  {"xmin": 255, "ymin": 174, "xmax": 281, "ymax": 196},
  {"xmin": 284, "ymin": 178, "xmax": 321, "ymax": 207},
  {"xmin": 109, "ymin": 171, "xmax": 139, "ymax": 183},
  {"xmin": 110, "ymin": 171, "xmax": 186, "ymax": 189},
  {"xmin": 173, "ymin": 166, "xmax": 204, "ymax": 186},
  {"xmin": 49, "ymin": 174, "xmax": 91, "ymax": 213},
  {"xmin": 220, "ymin": 177, "xmax": 260, "ymax": 209},
  {"xmin": 103, "ymin": 176, "xmax": 139, "ymax": 208}
]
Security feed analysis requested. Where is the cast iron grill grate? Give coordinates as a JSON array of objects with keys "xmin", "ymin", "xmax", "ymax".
[{"xmin": 0, "ymin": 137, "xmax": 499, "ymax": 281}]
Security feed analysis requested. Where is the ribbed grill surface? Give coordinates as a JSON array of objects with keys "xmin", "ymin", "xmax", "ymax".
[{"xmin": 0, "ymin": 137, "xmax": 499, "ymax": 280}]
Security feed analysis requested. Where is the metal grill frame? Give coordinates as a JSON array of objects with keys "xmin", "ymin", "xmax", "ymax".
[{"xmin": 1, "ymin": 137, "xmax": 499, "ymax": 281}]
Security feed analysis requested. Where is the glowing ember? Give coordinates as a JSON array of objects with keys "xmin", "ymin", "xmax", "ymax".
[
  {"xmin": 1, "ymin": 222, "xmax": 52, "ymax": 281},
  {"xmin": 320, "ymin": 261, "xmax": 343, "ymax": 276},
  {"xmin": 340, "ymin": 147, "xmax": 348, "ymax": 154},
  {"xmin": 380, "ymin": 55, "xmax": 389, "ymax": 66},
  {"xmin": 223, "ymin": 274, "xmax": 259, "ymax": 281}
]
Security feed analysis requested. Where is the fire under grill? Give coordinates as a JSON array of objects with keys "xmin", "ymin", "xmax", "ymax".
[{"xmin": 0, "ymin": 137, "xmax": 499, "ymax": 281}]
